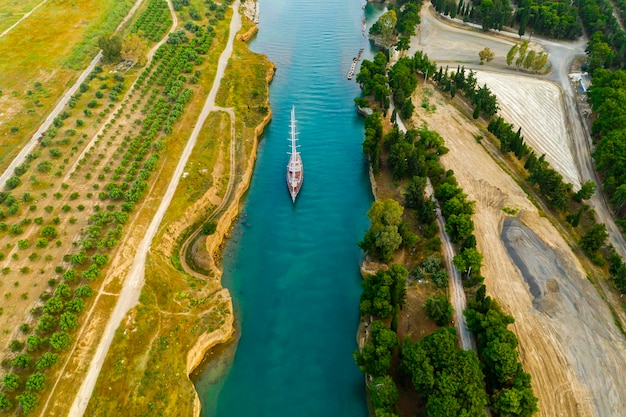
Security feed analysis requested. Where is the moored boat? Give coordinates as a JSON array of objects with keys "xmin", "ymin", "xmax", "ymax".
[{"xmin": 286, "ymin": 106, "xmax": 303, "ymax": 202}]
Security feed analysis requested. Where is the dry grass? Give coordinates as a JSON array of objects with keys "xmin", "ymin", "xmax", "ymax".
[
  {"xmin": 83, "ymin": 13, "xmax": 274, "ymax": 416},
  {"xmin": 0, "ymin": 0, "xmax": 134, "ymax": 170},
  {"xmin": 0, "ymin": 0, "xmax": 44, "ymax": 33}
]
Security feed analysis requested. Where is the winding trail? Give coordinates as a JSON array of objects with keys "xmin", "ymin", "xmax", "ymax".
[
  {"xmin": 66, "ymin": 1, "xmax": 242, "ymax": 414},
  {"xmin": 179, "ymin": 106, "xmax": 237, "ymax": 279}
]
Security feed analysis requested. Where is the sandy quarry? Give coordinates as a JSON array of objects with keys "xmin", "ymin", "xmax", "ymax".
[
  {"xmin": 473, "ymin": 71, "xmax": 582, "ymax": 189},
  {"xmin": 409, "ymin": 82, "xmax": 626, "ymax": 417}
]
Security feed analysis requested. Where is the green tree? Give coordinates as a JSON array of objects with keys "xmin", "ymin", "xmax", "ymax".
[
  {"xmin": 26, "ymin": 373, "xmax": 45, "ymax": 391},
  {"xmin": 374, "ymin": 10, "xmax": 397, "ymax": 49},
  {"xmin": 370, "ymin": 375, "xmax": 399, "ymax": 411},
  {"xmin": 49, "ymin": 331, "xmax": 71, "ymax": 351},
  {"xmin": 202, "ymin": 221, "xmax": 217, "ymax": 235},
  {"xmin": 523, "ymin": 50, "xmax": 536, "ymax": 69},
  {"xmin": 17, "ymin": 391, "xmax": 38, "ymax": 415},
  {"xmin": 11, "ymin": 353, "xmax": 32, "ymax": 369},
  {"xmin": 401, "ymin": 328, "xmax": 488, "ymax": 415},
  {"xmin": 515, "ymin": 41, "xmax": 529, "ymax": 68},
  {"xmin": 479, "ymin": 47, "xmax": 495, "ymax": 64},
  {"xmin": 354, "ymin": 320, "xmax": 398, "ymax": 377},
  {"xmin": 98, "ymin": 35, "xmax": 122, "ymax": 63},
  {"xmin": 425, "ymin": 295, "xmax": 453, "ymax": 326},
  {"xmin": 359, "ymin": 199, "xmax": 405, "ymax": 263},
  {"xmin": 360, "ymin": 264, "xmax": 408, "ymax": 318},
  {"xmin": 483, "ymin": 338, "xmax": 520, "ymax": 385},
  {"xmin": 492, "ymin": 372, "xmax": 539, "ymax": 417},
  {"xmin": 36, "ymin": 352, "xmax": 59, "ymax": 370},
  {"xmin": 445, "ymin": 213, "xmax": 474, "ymax": 243},
  {"xmin": 404, "ymin": 176, "xmax": 427, "ymax": 209},
  {"xmin": 453, "ymin": 248, "xmax": 483, "ymax": 279},
  {"xmin": 60, "ymin": 312, "xmax": 78, "ymax": 331},
  {"xmin": 612, "ymin": 183, "xmax": 626, "ymax": 213},
  {"xmin": 506, "ymin": 44, "xmax": 519, "ymax": 66},
  {"xmin": 35, "ymin": 314, "xmax": 57, "ymax": 334},
  {"xmin": 75, "ymin": 285, "xmax": 93, "ymax": 298},
  {"xmin": 26, "ymin": 335, "xmax": 45, "ymax": 352},
  {"xmin": 574, "ymin": 180, "xmax": 596, "ymax": 202},
  {"xmin": 40, "ymin": 225, "xmax": 57, "ymax": 239},
  {"xmin": 2, "ymin": 373, "xmax": 20, "ymax": 390},
  {"xmin": 580, "ymin": 223, "xmax": 608, "ymax": 253},
  {"xmin": 0, "ymin": 393, "xmax": 11, "ymax": 410}
]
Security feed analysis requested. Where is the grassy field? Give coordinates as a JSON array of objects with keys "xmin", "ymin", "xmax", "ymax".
[
  {"xmin": 0, "ymin": 0, "xmax": 44, "ymax": 33},
  {"xmin": 82, "ymin": 12, "xmax": 275, "ymax": 417},
  {"xmin": 0, "ymin": 0, "xmax": 134, "ymax": 170}
]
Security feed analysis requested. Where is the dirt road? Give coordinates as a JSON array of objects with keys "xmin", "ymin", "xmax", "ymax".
[
  {"xmin": 66, "ymin": 1, "xmax": 242, "ymax": 415},
  {"xmin": 0, "ymin": 0, "xmax": 50, "ymax": 39},
  {"xmin": 178, "ymin": 106, "xmax": 237, "ymax": 278},
  {"xmin": 412, "ymin": 3, "xmax": 626, "ymax": 261},
  {"xmin": 393, "ymin": 111, "xmax": 474, "ymax": 350},
  {"xmin": 0, "ymin": 51, "xmax": 102, "ymax": 187}
]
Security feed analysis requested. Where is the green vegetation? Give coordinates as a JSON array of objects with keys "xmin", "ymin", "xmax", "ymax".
[
  {"xmin": 402, "ymin": 328, "xmax": 488, "ymax": 416},
  {"xmin": 359, "ymin": 199, "xmax": 414, "ymax": 263},
  {"xmin": 465, "ymin": 286, "xmax": 539, "ymax": 416},
  {"xmin": 360, "ymin": 265, "xmax": 408, "ymax": 318}
]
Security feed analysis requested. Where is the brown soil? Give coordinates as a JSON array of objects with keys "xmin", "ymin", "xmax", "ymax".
[{"xmin": 407, "ymin": 82, "xmax": 626, "ymax": 417}]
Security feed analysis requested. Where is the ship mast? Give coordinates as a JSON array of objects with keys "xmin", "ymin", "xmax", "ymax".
[{"xmin": 289, "ymin": 105, "xmax": 298, "ymax": 156}]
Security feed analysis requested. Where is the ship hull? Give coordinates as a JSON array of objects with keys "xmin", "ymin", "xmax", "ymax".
[{"xmin": 287, "ymin": 153, "xmax": 303, "ymax": 202}]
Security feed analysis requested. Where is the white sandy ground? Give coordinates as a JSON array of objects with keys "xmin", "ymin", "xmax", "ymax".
[{"xmin": 473, "ymin": 70, "xmax": 581, "ymax": 189}]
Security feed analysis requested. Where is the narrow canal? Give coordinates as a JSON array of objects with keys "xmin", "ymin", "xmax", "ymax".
[{"xmin": 195, "ymin": 1, "xmax": 384, "ymax": 415}]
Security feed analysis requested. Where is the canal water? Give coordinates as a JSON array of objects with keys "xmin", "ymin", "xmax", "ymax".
[{"xmin": 195, "ymin": 1, "xmax": 384, "ymax": 415}]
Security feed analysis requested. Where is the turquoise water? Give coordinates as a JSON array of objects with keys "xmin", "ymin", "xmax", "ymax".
[{"xmin": 196, "ymin": 1, "xmax": 384, "ymax": 415}]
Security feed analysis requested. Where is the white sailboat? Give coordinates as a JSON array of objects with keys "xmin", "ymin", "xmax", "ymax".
[{"xmin": 286, "ymin": 106, "xmax": 303, "ymax": 202}]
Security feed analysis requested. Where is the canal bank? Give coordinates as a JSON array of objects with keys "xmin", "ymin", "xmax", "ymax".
[{"xmin": 194, "ymin": 0, "xmax": 385, "ymax": 416}]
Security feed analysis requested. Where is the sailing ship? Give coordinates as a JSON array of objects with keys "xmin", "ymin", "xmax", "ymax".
[{"xmin": 286, "ymin": 106, "xmax": 303, "ymax": 202}]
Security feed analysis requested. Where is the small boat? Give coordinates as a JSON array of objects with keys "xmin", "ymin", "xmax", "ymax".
[{"xmin": 286, "ymin": 106, "xmax": 303, "ymax": 202}]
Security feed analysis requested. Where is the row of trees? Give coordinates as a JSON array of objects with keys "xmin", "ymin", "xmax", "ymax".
[
  {"xmin": 465, "ymin": 287, "xmax": 539, "ymax": 416},
  {"xmin": 578, "ymin": 0, "xmax": 626, "ymax": 71},
  {"xmin": 513, "ymin": 0, "xmax": 582, "ymax": 39},
  {"xmin": 402, "ymin": 328, "xmax": 489, "ymax": 416},
  {"xmin": 506, "ymin": 41, "xmax": 549, "ymax": 72},
  {"xmin": 0, "ymin": 0, "xmax": 226, "ymax": 413}
]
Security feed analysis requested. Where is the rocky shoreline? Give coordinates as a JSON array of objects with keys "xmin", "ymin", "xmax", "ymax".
[{"xmin": 185, "ymin": 65, "xmax": 275, "ymax": 417}]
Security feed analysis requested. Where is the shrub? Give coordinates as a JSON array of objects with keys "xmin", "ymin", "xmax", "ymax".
[{"xmin": 2, "ymin": 374, "xmax": 20, "ymax": 391}]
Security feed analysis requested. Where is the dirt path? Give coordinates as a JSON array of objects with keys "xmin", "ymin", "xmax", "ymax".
[
  {"xmin": 392, "ymin": 111, "xmax": 474, "ymax": 350},
  {"xmin": 178, "ymin": 106, "xmax": 236, "ymax": 279},
  {"xmin": 65, "ymin": 1, "xmax": 241, "ymax": 415},
  {"xmin": 0, "ymin": 0, "xmax": 49, "ymax": 39},
  {"xmin": 413, "ymin": 4, "xmax": 626, "ymax": 261},
  {"xmin": 430, "ymin": 180, "xmax": 474, "ymax": 350}
]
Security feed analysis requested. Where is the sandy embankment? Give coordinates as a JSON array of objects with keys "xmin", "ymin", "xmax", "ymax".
[{"xmin": 184, "ymin": 84, "xmax": 274, "ymax": 417}]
